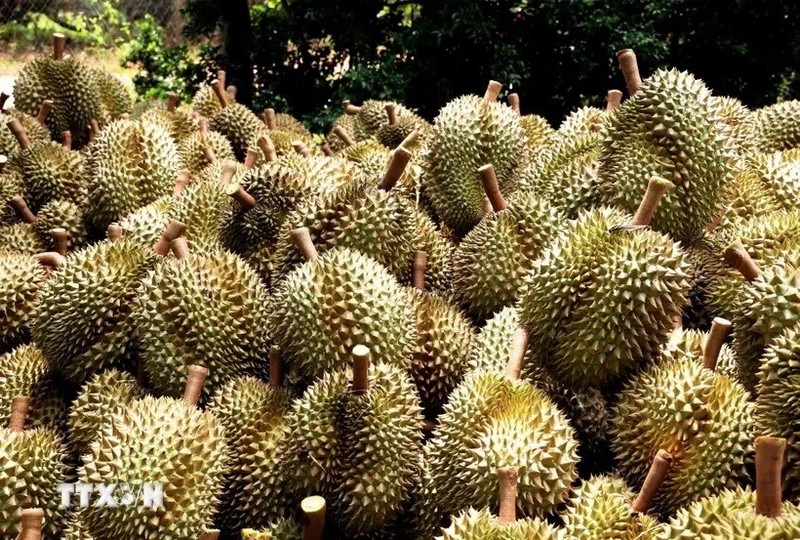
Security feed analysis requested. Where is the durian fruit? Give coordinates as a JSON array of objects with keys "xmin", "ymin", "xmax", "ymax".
[
  {"xmin": 261, "ymin": 108, "xmax": 313, "ymax": 140},
  {"xmin": 0, "ymin": 102, "xmax": 50, "ymax": 158},
  {"xmin": 520, "ymin": 114, "xmax": 555, "ymax": 149},
  {"xmin": 178, "ymin": 119, "xmax": 236, "ymax": 174},
  {"xmin": 140, "ymin": 93, "xmax": 198, "ymax": 143},
  {"xmin": 284, "ymin": 346, "xmax": 423, "ymax": 537},
  {"xmin": 452, "ymin": 165, "xmax": 561, "ymax": 318},
  {"xmin": 0, "ymin": 196, "xmax": 44, "ymax": 254},
  {"xmin": 240, "ymin": 495, "xmax": 325, "ymax": 540},
  {"xmin": 135, "ymin": 240, "xmax": 269, "ymax": 400},
  {"xmin": 167, "ymin": 171, "xmax": 229, "ymax": 250},
  {"xmin": 13, "ymin": 33, "xmax": 102, "ymax": 147},
  {"xmin": 0, "ymin": 396, "xmax": 70, "ymax": 537},
  {"xmin": 754, "ymin": 100, "xmax": 800, "ymax": 152},
  {"xmin": 68, "ymin": 368, "xmax": 145, "ymax": 455},
  {"xmin": 611, "ymin": 318, "xmax": 753, "ymax": 516},
  {"xmin": 738, "ymin": 152, "xmax": 800, "ymax": 213},
  {"xmin": 63, "ymin": 515, "xmax": 94, "ymax": 540},
  {"xmin": 276, "ymin": 152, "xmax": 355, "ymax": 195},
  {"xmin": 712, "ymin": 95, "xmax": 756, "ymax": 155},
  {"xmin": 33, "ymin": 198, "xmax": 87, "ymax": 252},
  {"xmin": 666, "ymin": 318, "xmax": 739, "ymax": 379},
  {"xmin": 269, "ymin": 232, "xmax": 417, "ymax": 380},
  {"xmin": 423, "ymin": 81, "xmax": 529, "ymax": 233},
  {"xmin": 438, "ymin": 467, "xmax": 566, "ymax": 540},
  {"xmin": 191, "ymin": 70, "xmax": 235, "ymax": 118},
  {"xmin": 596, "ymin": 68, "xmax": 737, "ymax": 243},
  {"xmin": 342, "ymin": 99, "xmax": 420, "ymax": 140},
  {"xmin": 86, "ymin": 118, "xmax": 179, "ymax": 234},
  {"xmin": 207, "ymin": 80, "xmax": 268, "ymax": 161},
  {"xmin": 517, "ymin": 179, "xmax": 690, "ymax": 387},
  {"xmin": 326, "ymin": 110, "xmax": 360, "ymax": 152},
  {"xmin": 116, "ymin": 195, "xmax": 172, "ymax": 247},
  {"xmin": 0, "ymin": 250, "xmax": 47, "ymax": 350},
  {"xmin": 31, "ymin": 234, "xmax": 157, "ymax": 384},
  {"xmin": 0, "ymin": 160, "xmax": 24, "ymax": 225},
  {"xmin": 91, "ymin": 68, "xmax": 132, "ymax": 121},
  {"xmin": 79, "ymin": 366, "xmax": 229, "ymax": 539},
  {"xmin": 261, "ymin": 108, "xmax": 317, "ymax": 158},
  {"xmin": 558, "ymin": 106, "xmax": 608, "ymax": 138},
  {"xmin": 661, "ymin": 436, "xmax": 800, "ymax": 538},
  {"xmin": 376, "ymin": 103, "xmax": 430, "ymax": 149}
]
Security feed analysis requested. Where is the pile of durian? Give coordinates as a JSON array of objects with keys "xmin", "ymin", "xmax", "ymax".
[{"xmin": 3, "ymin": 34, "xmax": 800, "ymax": 539}]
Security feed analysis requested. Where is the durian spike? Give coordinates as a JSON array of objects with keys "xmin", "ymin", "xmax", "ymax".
[
  {"xmin": 507, "ymin": 93, "xmax": 520, "ymax": 113},
  {"xmin": 166, "ymin": 92, "xmax": 179, "ymax": 112},
  {"xmin": 385, "ymin": 103, "xmax": 398, "ymax": 125},
  {"xmin": 9, "ymin": 395, "xmax": 31, "ymax": 431},
  {"xmin": 120, "ymin": 113, "xmax": 131, "ymax": 120},
  {"xmin": 36, "ymin": 100, "xmax": 53, "ymax": 125},
  {"xmin": 755, "ymin": 436, "xmax": 786, "ymax": 518},
  {"xmin": 262, "ymin": 108, "xmax": 277, "ymax": 130},
  {"xmin": 225, "ymin": 182, "xmax": 257, "ymax": 210},
  {"xmin": 225, "ymin": 85, "xmax": 237, "ymax": 99},
  {"xmin": 8, "ymin": 195, "xmax": 37, "ymax": 223},
  {"xmin": 332, "ymin": 126, "xmax": 355, "ymax": 147},
  {"xmin": 290, "ymin": 227, "xmax": 318, "ymax": 262},
  {"xmin": 497, "ymin": 466, "xmax": 518, "ymax": 524},
  {"xmin": 198, "ymin": 117, "xmax": 209, "ymax": 133},
  {"xmin": 173, "ymin": 169, "xmax": 191, "ymax": 196},
  {"xmin": 198, "ymin": 530, "xmax": 219, "ymax": 540},
  {"xmin": 617, "ymin": 49, "xmax": 642, "ymax": 95},
  {"xmin": 53, "ymin": 32, "xmax": 66, "ymax": 60},
  {"xmin": 244, "ymin": 148, "xmax": 258, "ymax": 168},
  {"xmin": 378, "ymin": 146, "xmax": 412, "ymax": 191},
  {"xmin": 631, "ymin": 449, "xmax": 672, "ymax": 513},
  {"xmin": 269, "ymin": 346, "xmax": 283, "ymax": 388},
  {"xmin": 506, "ymin": 327, "xmax": 528, "ymax": 380},
  {"xmin": 17, "ymin": 508, "xmax": 44, "ymax": 540},
  {"xmin": 34, "ymin": 252, "xmax": 66, "ymax": 269},
  {"xmin": 478, "ymin": 164, "xmax": 507, "ymax": 212},
  {"xmin": 210, "ymin": 80, "xmax": 228, "ymax": 109},
  {"xmin": 7, "ymin": 118, "xmax": 31, "ymax": 150},
  {"xmin": 61, "ymin": 130, "xmax": 72, "ymax": 150},
  {"xmin": 400, "ymin": 130, "xmax": 419, "ymax": 148},
  {"xmin": 107, "ymin": 222, "xmax": 123, "ymax": 241},
  {"xmin": 724, "ymin": 242, "xmax": 762, "ymax": 281},
  {"xmin": 50, "ymin": 227, "xmax": 69, "ymax": 256},
  {"xmin": 170, "ymin": 237, "xmax": 190, "ymax": 259},
  {"xmin": 351, "ymin": 345, "xmax": 370, "ymax": 395},
  {"xmin": 301, "ymin": 495, "xmax": 326, "ymax": 540},
  {"xmin": 293, "ymin": 140, "xmax": 311, "ymax": 157},
  {"xmin": 257, "ymin": 135, "xmax": 278, "ymax": 162},
  {"xmin": 88, "ymin": 118, "xmax": 100, "ymax": 143},
  {"xmin": 630, "ymin": 177, "xmax": 673, "ymax": 227},
  {"xmin": 219, "ymin": 160, "xmax": 238, "ymax": 185},
  {"xmin": 606, "ymin": 89, "xmax": 623, "ymax": 112},
  {"xmin": 343, "ymin": 100, "xmax": 362, "ymax": 115},
  {"xmin": 201, "ymin": 142, "xmax": 216, "ymax": 164},
  {"xmin": 0, "ymin": 154, "xmax": 6, "ymax": 173},
  {"xmin": 483, "ymin": 80, "xmax": 503, "ymax": 102},
  {"xmin": 412, "ymin": 250, "xmax": 427, "ymax": 291},
  {"xmin": 702, "ymin": 317, "xmax": 732, "ymax": 371},
  {"xmin": 217, "ymin": 70, "xmax": 227, "ymax": 90},
  {"xmin": 321, "ymin": 143, "xmax": 334, "ymax": 156},
  {"xmin": 182, "ymin": 364, "xmax": 209, "ymax": 406},
  {"xmin": 0, "ymin": 92, "xmax": 8, "ymax": 110},
  {"xmin": 153, "ymin": 220, "xmax": 186, "ymax": 256}
]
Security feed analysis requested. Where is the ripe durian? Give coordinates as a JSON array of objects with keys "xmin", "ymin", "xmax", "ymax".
[
  {"xmin": 91, "ymin": 68, "xmax": 132, "ymax": 120},
  {"xmin": 754, "ymin": 100, "xmax": 800, "ymax": 152},
  {"xmin": 0, "ymin": 250, "xmax": 47, "ymax": 350},
  {"xmin": 0, "ymin": 221, "xmax": 43, "ymax": 254},
  {"xmin": 116, "ymin": 195, "xmax": 172, "ymax": 247},
  {"xmin": 558, "ymin": 106, "xmax": 608, "ymax": 138},
  {"xmin": 240, "ymin": 495, "xmax": 326, "ymax": 540},
  {"xmin": 63, "ymin": 515, "xmax": 94, "ymax": 540},
  {"xmin": 326, "ymin": 111, "xmax": 360, "ymax": 152},
  {"xmin": 178, "ymin": 120, "xmax": 236, "ymax": 173},
  {"xmin": 167, "ymin": 172, "xmax": 228, "ymax": 250},
  {"xmin": 0, "ymin": 103, "xmax": 50, "ymax": 158},
  {"xmin": 207, "ymin": 80, "xmax": 268, "ymax": 161},
  {"xmin": 424, "ymin": 81, "xmax": 529, "ymax": 233},
  {"xmin": 712, "ymin": 95, "xmax": 756, "ymax": 155},
  {"xmin": 375, "ymin": 103, "xmax": 429, "ymax": 149},
  {"xmin": 33, "ymin": 198, "xmax": 87, "ymax": 252},
  {"xmin": 140, "ymin": 93, "xmax": 198, "ymax": 143},
  {"xmin": 191, "ymin": 71, "xmax": 235, "ymax": 118},
  {"xmin": 519, "ymin": 112, "xmax": 555, "ymax": 150}
]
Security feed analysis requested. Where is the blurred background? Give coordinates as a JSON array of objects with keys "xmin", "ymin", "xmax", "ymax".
[{"xmin": 1, "ymin": 0, "xmax": 799, "ymax": 133}]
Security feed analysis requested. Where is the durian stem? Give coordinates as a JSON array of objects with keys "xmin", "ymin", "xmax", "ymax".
[
  {"xmin": 8, "ymin": 195, "xmax": 36, "ymax": 223},
  {"xmin": 290, "ymin": 227, "xmax": 319, "ymax": 262},
  {"xmin": 483, "ymin": 80, "xmax": 503, "ymax": 102},
  {"xmin": 269, "ymin": 346, "xmax": 283, "ymax": 388},
  {"xmin": 210, "ymin": 80, "xmax": 228, "ymax": 108},
  {"xmin": 321, "ymin": 143, "xmax": 334, "ymax": 156},
  {"xmin": 166, "ymin": 93, "xmax": 179, "ymax": 112},
  {"xmin": 17, "ymin": 508, "xmax": 44, "ymax": 540},
  {"xmin": 343, "ymin": 100, "xmax": 362, "ymax": 115},
  {"xmin": 257, "ymin": 135, "xmax": 278, "ymax": 162},
  {"xmin": 385, "ymin": 104, "xmax": 398, "ymax": 126},
  {"xmin": 183, "ymin": 365, "xmax": 209, "ymax": 406},
  {"xmin": 351, "ymin": 345, "xmax": 371, "ymax": 395},
  {"xmin": 244, "ymin": 148, "xmax": 258, "ymax": 168},
  {"xmin": 631, "ymin": 449, "xmax": 672, "ymax": 513},
  {"xmin": 507, "ymin": 93, "xmax": 520, "ymax": 113},
  {"xmin": 378, "ymin": 146, "xmax": 412, "ymax": 191},
  {"xmin": 9, "ymin": 395, "xmax": 30, "ymax": 431},
  {"xmin": 506, "ymin": 327, "xmax": 528, "ymax": 380},
  {"xmin": 293, "ymin": 140, "xmax": 311, "ymax": 157},
  {"xmin": 199, "ymin": 118, "xmax": 209, "ymax": 134},
  {"xmin": 36, "ymin": 100, "xmax": 53, "ymax": 125},
  {"xmin": 61, "ymin": 130, "xmax": 72, "ymax": 150},
  {"xmin": 197, "ymin": 530, "xmax": 219, "ymax": 540},
  {"xmin": 631, "ymin": 177, "xmax": 673, "ymax": 227},
  {"xmin": 412, "ymin": 250, "xmax": 427, "ymax": 291},
  {"xmin": 332, "ymin": 126, "xmax": 355, "ymax": 147},
  {"xmin": 301, "ymin": 496, "xmax": 326, "ymax": 540},
  {"xmin": 201, "ymin": 142, "xmax": 216, "ymax": 164},
  {"xmin": 219, "ymin": 160, "xmax": 238, "ymax": 185},
  {"xmin": 226, "ymin": 85, "xmax": 237, "ymax": 99},
  {"xmin": 755, "ymin": 436, "xmax": 786, "ymax": 518},
  {"xmin": 107, "ymin": 222, "xmax": 123, "ymax": 241},
  {"xmin": 173, "ymin": 169, "xmax": 191, "ymax": 196},
  {"xmin": 724, "ymin": 242, "xmax": 762, "ymax": 281},
  {"xmin": 50, "ymin": 228, "xmax": 69, "ymax": 256},
  {"xmin": 34, "ymin": 252, "xmax": 66, "ymax": 269},
  {"xmin": 153, "ymin": 220, "xmax": 186, "ymax": 256},
  {"xmin": 702, "ymin": 317, "xmax": 732, "ymax": 371},
  {"xmin": 497, "ymin": 466, "xmax": 518, "ymax": 524},
  {"xmin": 217, "ymin": 70, "xmax": 227, "ymax": 90},
  {"xmin": 88, "ymin": 119, "xmax": 100, "ymax": 143},
  {"xmin": 262, "ymin": 108, "xmax": 277, "ymax": 130},
  {"xmin": 478, "ymin": 164, "xmax": 507, "ymax": 212},
  {"xmin": 225, "ymin": 182, "xmax": 257, "ymax": 210},
  {"xmin": 606, "ymin": 90, "xmax": 623, "ymax": 112},
  {"xmin": 53, "ymin": 33, "xmax": 66, "ymax": 60},
  {"xmin": 0, "ymin": 92, "xmax": 8, "ymax": 110},
  {"xmin": 7, "ymin": 118, "xmax": 31, "ymax": 150},
  {"xmin": 170, "ymin": 237, "xmax": 190, "ymax": 259},
  {"xmin": 400, "ymin": 130, "xmax": 419, "ymax": 148},
  {"xmin": 617, "ymin": 49, "xmax": 642, "ymax": 95}
]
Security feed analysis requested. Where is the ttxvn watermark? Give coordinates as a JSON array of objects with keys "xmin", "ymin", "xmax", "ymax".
[{"xmin": 59, "ymin": 482, "xmax": 165, "ymax": 509}]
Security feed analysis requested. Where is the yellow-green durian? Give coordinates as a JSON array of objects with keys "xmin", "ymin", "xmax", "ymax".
[{"xmin": 754, "ymin": 100, "xmax": 800, "ymax": 152}]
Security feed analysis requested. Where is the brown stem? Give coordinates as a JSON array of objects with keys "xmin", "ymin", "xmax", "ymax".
[
  {"xmin": 703, "ymin": 317, "xmax": 732, "ymax": 371},
  {"xmin": 182, "ymin": 365, "xmax": 209, "ymax": 406},
  {"xmin": 617, "ymin": 49, "xmax": 642, "ymax": 95},
  {"xmin": 412, "ymin": 250, "xmax": 427, "ymax": 291},
  {"xmin": 385, "ymin": 103, "xmax": 398, "ymax": 125},
  {"xmin": 7, "ymin": 118, "xmax": 31, "ymax": 150},
  {"xmin": 506, "ymin": 327, "xmax": 528, "ymax": 380},
  {"xmin": 198, "ymin": 530, "xmax": 219, "ymax": 540},
  {"xmin": 201, "ymin": 142, "xmax": 216, "ymax": 164},
  {"xmin": 225, "ymin": 182, "xmax": 257, "ymax": 210},
  {"xmin": 301, "ymin": 496, "xmax": 326, "ymax": 540},
  {"xmin": 34, "ymin": 252, "xmax": 66, "ymax": 269},
  {"xmin": 378, "ymin": 146, "xmax": 412, "ymax": 191},
  {"xmin": 724, "ymin": 242, "xmax": 762, "ymax": 281},
  {"xmin": 50, "ymin": 228, "xmax": 69, "ymax": 256},
  {"xmin": 321, "ymin": 143, "xmax": 334, "ymax": 156},
  {"xmin": 269, "ymin": 346, "xmax": 283, "ymax": 388},
  {"xmin": 53, "ymin": 33, "xmax": 66, "ymax": 60},
  {"xmin": 631, "ymin": 177, "xmax": 673, "ymax": 227},
  {"xmin": 507, "ymin": 93, "xmax": 520, "ymax": 113},
  {"xmin": 478, "ymin": 164, "xmax": 507, "ymax": 212},
  {"xmin": 483, "ymin": 80, "xmax": 503, "ymax": 102},
  {"xmin": 9, "ymin": 395, "xmax": 30, "ymax": 431},
  {"xmin": 170, "ymin": 237, "xmax": 190, "ymax": 259},
  {"xmin": 0, "ymin": 92, "xmax": 8, "ymax": 110},
  {"xmin": 8, "ymin": 195, "xmax": 36, "ymax": 223},
  {"xmin": 290, "ymin": 227, "xmax": 318, "ymax": 262},
  {"xmin": 244, "ymin": 148, "xmax": 258, "ymax": 168},
  {"xmin": 400, "ymin": 130, "xmax": 419, "ymax": 148},
  {"xmin": 153, "ymin": 220, "xmax": 186, "ymax": 256},
  {"xmin": 107, "ymin": 222, "xmax": 123, "ymax": 241},
  {"xmin": 88, "ymin": 119, "xmax": 99, "ymax": 143},
  {"xmin": 293, "ymin": 140, "xmax": 311, "ymax": 157},
  {"xmin": 497, "ymin": 466, "xmax": 518, "ymax": 524},
  {"xmin": 343, "ymin": 100, "xmax": 362, "ymax": 115},
  {"xmin": 606, "ymin": 89, "xmax": 623, "ymax": 112},
  {"xmin": 257, "ymin": 135, "xmax": 278, "ymax": 162},
  {"xmin": 61, "ymin": 130, "xmax": 72, "ymax": 150},
  {"xmin": 263, "ymin": 108, "xmax": 277, "ymax": 130},
  {"xmin": 219, "ymin": 160, "xmax": 238, "ymax": 185},
  {"xmin": 216, "ymin": 70, "xmax": 226, "ymax": 90},
  {"xmin": 173, "ymin": 169, "xmax": 191, "ymax": 196},
  {"xmin": 18, "ymin": 508, "xmax": 44, "ymax": 540},
  {"xmin": 210, "ymin": 80, "xmax": 228, "ymax": 108},
  {"xmin": 631, "ymin": 449, "xmax": 673, "ymax": 513},
  {"xmin": 332, "ymin": 126, "xmax": 355, "ymax": 147},
  {"xmin": 198, "ymin": 118, "xmax": 209, "ymax": 133},
  {"xmin": 225, "ymin": 85, "xmax": 237, "ymax": 100},
  {"xmin": 166, "ymin": 92, "xmax": 179, "ymax": 112},
  {"xmin": 756, "ymin": 436, "xmax": 786, "ymax": 518},
  {"xmin": 351, "ymin": 345, "xmax": 370, "ymax": 395},
  {"xmin": 36, "ymin": 100, "xmax": 53, "ymax": 125}
]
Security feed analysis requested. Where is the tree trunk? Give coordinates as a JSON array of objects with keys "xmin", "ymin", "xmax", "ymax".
[{"xmin": 216, "ymin": 0, "xmax": 254, "ymax": 107}]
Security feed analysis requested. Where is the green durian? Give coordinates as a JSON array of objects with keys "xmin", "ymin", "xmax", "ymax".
[
  {"xmin": 665, "ymin": 321, "xmax": 739, "ymax": 380},
  {"xmin": 191, "ymin": 80, "xmax": 234, "ymax": 118},
  {"xmin": 91, "ymin": 68, "xmax": 132, "ymax": 120},
  {"xmin": 33, "ymin": 198, "xmax": 87, "ymax": 252},
  {"xmin": 178, "ymin": 127, "xmax": 236, "ymax": 173},
  {"xmin": 168, "ymin": 179, "xmax": 228, "ymax": 250},
  {"xmin": 754, "ymin": 100, "xmax": 800, "ymax": 152},
  {"xmin": 0, "ymin": 221, "xmax": 43, "ymax": 254},
  {"xmin": 520, "ymin": 114, "xmax": 554, "ymax": 149},
  {"xmin": 63, "ymin": 515, "xmax": 94, "ymax": 540},
  {"xmin": 712, "ymin": 96, "xmax": 756, "ymax": 155},
  {"xmin": 438, "ymin": 507, "xmax": 564, "ymax": 540},
  {"xmin": 140, "ymin": 99, "xmax": 198, "ymax": 144},
  {"xmin": 558, "ymin": 106, "xmax": 608, "ymax": 138},
  {"xmin": 0, "ymin": 109, "xmax": 49, "ymax": 158},
  {"xmin": 209, "ymin": 91, "xmax": 268, "ymax": 161},
  {"xmin": 116, "ymin": 195, "xmax": 172, "ymax": 248},
  {"xmin": 241, "ymin": 519, "xmax": 301, "ymax": 540},
  {"xmin": 326, "ymin": 112, "xmax": 360, "ymax": 151},
  {"xmin": 0, "ymin": 250, "xmax": 47, "ymax": 350}
]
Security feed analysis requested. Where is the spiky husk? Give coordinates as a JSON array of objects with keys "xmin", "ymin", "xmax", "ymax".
[
  {"xmin": 210, "ymin": 103, "xmax": 268, "ymax": 161},
  {"xmin": 0, "ymin": 111, "xmax": 49, "ymax": 158},
  {"xmin": 11, "ymin": 140, "xmax": 87, "ymax": 212},
  {"xmin": 63, "ymin": 515, "xmax": 94, "ymax": 540},
  {"xmin": 712, "ymin": 96, "xmax": 756, "ymax": 155},
  {"xmin": 177, "ymin": 130, "xmax": 236, "ymax": 173},
  {"xmin": 754, "ymin": 100, "xmax": 800, "ymax": 152},
  {"xmin": 117, "ymin": 195, "xmax": 172, "ymax": 247},
  {"xmin": 521, "ymin": 114, "xmax": 555, "ymax": 149},
  {"xmin": 276, "ymin": 153, "xmax": 355, "ymax": 195},
  {"xmin": 92, "ymin": 68, "xmax": 132, "ymax": 120},
  {"xmin": 558, "ymin": 106, "xmax": 608, "ymax": 138},
  {"xmin": 241, "ymin": 518, "xmax": 302, "ymax": 540},
  {"xmin": 34, "ymin": 198, "xmax": 87, "ymax": 252},
  {"xmin": 191, "ymin": 84, "xmax": 234, "ymax": 118},
  {"xmin": 0, "ymin": 251, "xmax": 47, "ymax": 350},
  {"xmin": 0, "ymin": 222, "xmax": 43, "ymax": 254},
  {"xmin": 0, "ymin": 170, "xmax": 25, "ymax": 225},
  {"xmin": 438, "ymin": 507, "xmax": 565, "ymax": 540},
  {"xmin": 167, "ymin": 180, "xmax": 228, "ymax": 250},
  {"xmin": 140, "ymin": 107, "xmax": 198, "ymax": 143}
]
